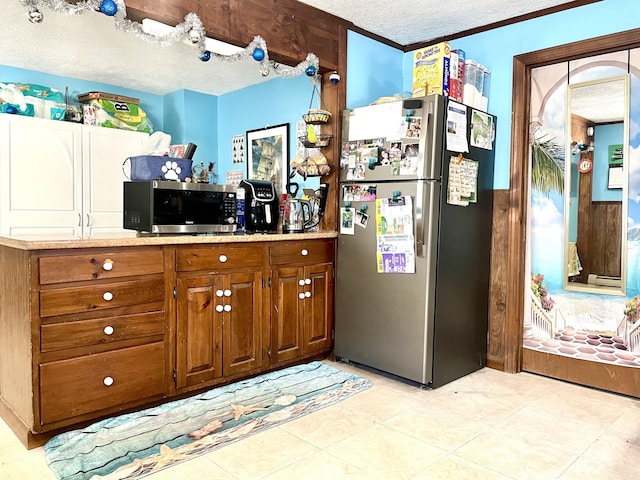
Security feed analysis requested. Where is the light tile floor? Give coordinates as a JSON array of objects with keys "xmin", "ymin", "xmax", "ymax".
[{"xmin": 1, "ymin": 359, "xmax": 640, "ymax": 479}]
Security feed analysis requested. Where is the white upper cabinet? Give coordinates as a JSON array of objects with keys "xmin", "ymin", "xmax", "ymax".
[
  {"xmin": 82, "ymin": 125, "xmax": 148, "ymax": 238},
  {"xmin": 0, "ymin": 115, "xmax": 148, "ymax": 238}
]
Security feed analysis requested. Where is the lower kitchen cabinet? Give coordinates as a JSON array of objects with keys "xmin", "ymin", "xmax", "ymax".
[
  {"xmin": 269, "ymin": 240, "xmax": 335, "ymax": 364},
  {"xmin": 39, "ymin": 342, "xmax": 165, "ymax": 425},
  {"xmin": 175, "ymin": 269, "xmax": 263, "ymax": 389},
  {"xmin": 0, "ymin": 237, "xmax": 335, "ymax": 448},
  {"xmin": 174, "ymin": 245, "xmax": 265, "ymax": 391},
  {"xmin": 175, "ymin": 274, "xmax": 224, "ymax": 389}
]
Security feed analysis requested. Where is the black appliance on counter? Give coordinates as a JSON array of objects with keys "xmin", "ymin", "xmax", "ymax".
[
  {"xmin": 238, "ymin": 179, "xmax": 279, "ymax": 233},
  {"xmin": 123, "ymin": 180, "xmax": 238, "ymax": 234}
]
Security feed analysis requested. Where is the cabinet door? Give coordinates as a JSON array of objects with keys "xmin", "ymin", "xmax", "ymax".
[
  {"xmin": 222, "ymin": 270, "xmax": 263, "ymax": 376},
  {"xmin": 270, "ymin": 265, "xmax": 304, "ymax": 363},
  {"xmin": 176, "ymin": 274, "xmax": 223, "ymax": 389},
  {"xmin": 83, "ymin": 126, "xmax": 148, "ymax": 237},
  {"xmin": 0, "ymin": 115, "xmax": 82, "ymax": 237},
  {"xmin": 302, "ymin": 263, "xmax": 334, "ymax": 354}
]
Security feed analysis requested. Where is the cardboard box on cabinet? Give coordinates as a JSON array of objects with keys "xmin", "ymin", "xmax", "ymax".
[{"xmin": 411, "ymin": 42, "xmax": 451, "ymax": 98}]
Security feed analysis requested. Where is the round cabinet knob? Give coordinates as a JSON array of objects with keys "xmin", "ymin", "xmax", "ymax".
[
  {"xmin": 103, "ymin": 291, "xmax": 114, "ymax": 301},
  {"xmin": 103, "ymin": 325, "xmax": 114, "ymax": 335},
  {"xmin": 298, "ymin": 279, "xmax": 305, "ymax": 286},
  {"xmin": 103, "ymin": 376, "xmax": 114, "ymax": 387},
  {"xmin": 219, "ymin": 254, "xmax": 228, "ymax": 263},
  {"xmin": 216, "ymin": 305, "xmax": 224, "ymax": 312},
  {"xmin": 224, "ymin": 289, "xmax": 232, "ymax": 297},
  {"xmin": 305, "ymin": 291, "xmax": 311, "ymax": 298},
  {"xmin": 298, "ymin": 292, "xmax": 305, "ymax": 300},
  {"xmin": 301, "ymin": 249, "xmax": 309, "ymax": 256},
  {"xmin": 102, "ymin": 259, "xmax": 114, "ymax": 271},
  {"xmin": 224, "ymin": 304, "xmax": 232, "ymax": 312},
  {"xmin": 305, "ymin": 278, "xmax": 311, "ymax": 285},
  {"xmin": 216, "ymin": 290, "xmax": 224, "ymax": 297}
]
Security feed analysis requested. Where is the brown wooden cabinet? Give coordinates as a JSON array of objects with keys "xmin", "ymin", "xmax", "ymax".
[
  {"xmin": 174, "ymin": 245, "xmax": 264, "ymax": 391},
  {"xmin": 269, "ymin": 240, "xmax": 334, "ymax": 364},
  {"xmin": 0, "ymin": 235, "xmax": 335, "ymax": 448},
  {"xmin": 36, "ymin": 246, "xmax": 167, "ymax": 431}
]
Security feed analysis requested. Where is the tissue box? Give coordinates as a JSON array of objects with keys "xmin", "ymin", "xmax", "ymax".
[{"xmin": 124, "ymin": 155, "xmax": 193, "ymax": 182}]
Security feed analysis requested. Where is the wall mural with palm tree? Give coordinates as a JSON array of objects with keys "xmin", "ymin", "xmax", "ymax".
[{"xmin": 526, "ymin": 49, "xmax": 640, "ymax": 367}]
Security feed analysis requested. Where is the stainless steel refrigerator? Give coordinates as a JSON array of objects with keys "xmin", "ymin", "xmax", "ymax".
[{"xmin": 334, "ymin": 94, "xmax": 496, "ymax": 388}]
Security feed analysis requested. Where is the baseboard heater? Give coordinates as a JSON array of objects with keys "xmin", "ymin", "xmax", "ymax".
[{"xmin": 587, "ymin": 274, "xmax": 621, "ymax": 287}]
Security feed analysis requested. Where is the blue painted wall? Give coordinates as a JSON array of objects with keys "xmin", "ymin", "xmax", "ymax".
[
  {"xmin": 217, "ymin": 75, "xmax": 311, "ymax": 188},
  {"xmin": 593, "ymin": 123, "xmax": 624, "ymax": 202},
  {"xmin": 346, "ymin": 30, "xmax": 404, "ymax": 108},
  {"xmin": 166, "ymin": 90, "xmax": 218, "ymax": 175}
]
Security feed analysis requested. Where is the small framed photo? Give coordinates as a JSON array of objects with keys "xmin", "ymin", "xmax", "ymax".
[{"xmin": 246, "ymin": 123, "xmax": 289, "ymax": 195}]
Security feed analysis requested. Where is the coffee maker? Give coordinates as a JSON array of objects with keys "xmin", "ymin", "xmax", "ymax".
[{"xmin": 238, "ymin": 179, "xmax": 279, "ymax": 233}]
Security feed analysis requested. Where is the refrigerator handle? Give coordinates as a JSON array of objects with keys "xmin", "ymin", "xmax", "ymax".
[{"xmin": 416, "ymin": 181, "xmax": 425, "ymax": 257}]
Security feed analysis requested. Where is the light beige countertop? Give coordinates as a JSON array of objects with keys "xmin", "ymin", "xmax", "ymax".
[{"xmin": 0, "ymin": 231, "xmax": 338, "ymax": 251}]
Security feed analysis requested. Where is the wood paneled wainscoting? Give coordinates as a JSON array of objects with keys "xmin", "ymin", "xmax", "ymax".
[{"xmin": 487, "ymin": 189, "xmax": 509, "ymax": 370}]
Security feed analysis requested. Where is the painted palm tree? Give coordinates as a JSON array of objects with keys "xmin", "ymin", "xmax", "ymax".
[{"xmin": 530, "ymin": 127, "xmax": 564, "ymax": 196}]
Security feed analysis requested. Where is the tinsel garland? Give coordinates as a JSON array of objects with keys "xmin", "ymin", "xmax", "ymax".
[{"xmin": 18, "ymin": 0, "xmax": 320, "ymax": 83}]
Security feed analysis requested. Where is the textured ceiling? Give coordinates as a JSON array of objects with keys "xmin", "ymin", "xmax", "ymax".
[
  {"xmin": 297, "ymin": 0, "xmax": 582, "ymax": 45},
  {"xmin": 2, "ymin": 2, "xmax": 268, "ymax": 96},
  {"xmin": 2, "ymin": 1, "xmax": 589, "ymax": 97}
]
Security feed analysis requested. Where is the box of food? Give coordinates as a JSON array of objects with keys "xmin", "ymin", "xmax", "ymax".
[
  {"xmin": 450, "ymin": 49, "xmax": 465, "ymax": 103},
  {"xmin": 411, "ymin": 42, "xmax": 451, "ymax": 98},
  {"xmin": 77, "ymin": 91, "xmax": 139, "ymax": 105}
]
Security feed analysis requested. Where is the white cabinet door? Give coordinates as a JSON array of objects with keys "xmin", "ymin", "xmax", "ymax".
[
  {"xmin": 82, "ymin": 126, "xmax": 148, "ymax": 237},
  {"xmin": 0, "ymin": 115, "xmax": 82, "ymax": 238}
]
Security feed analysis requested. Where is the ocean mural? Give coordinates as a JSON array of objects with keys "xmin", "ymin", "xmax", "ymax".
[{"xmin": 527, "ymin": 49, "xmax": 640, "ymax": 365}]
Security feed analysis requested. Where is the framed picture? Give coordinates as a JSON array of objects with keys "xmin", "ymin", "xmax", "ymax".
[{"xmin": 246, "ymin": 123, "xmax": 289, "ymax": 195}]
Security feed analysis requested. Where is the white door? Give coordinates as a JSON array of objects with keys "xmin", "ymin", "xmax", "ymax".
[
  {"xmin": 82, "ymin": 126, "xmax": 148, "ymax": 237},
  {"xmin": 0, "ymin": 115, "xmax": 82, "ymax": 238}
]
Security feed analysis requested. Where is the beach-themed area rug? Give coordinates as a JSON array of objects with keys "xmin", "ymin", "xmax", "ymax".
[{"xmin": 45, "ymin": 361, "xmax": 371, "ymax": 480}]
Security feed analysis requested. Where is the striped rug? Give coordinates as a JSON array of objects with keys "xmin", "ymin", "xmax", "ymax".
[{"xmin": 45, "ymin": 361, "xmax": 371, "ymax": 480}]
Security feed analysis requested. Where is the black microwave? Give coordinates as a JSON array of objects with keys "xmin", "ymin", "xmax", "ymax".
[{"xmin": 123, "ymin": 181, "xmax": 238, "ymax": 234}]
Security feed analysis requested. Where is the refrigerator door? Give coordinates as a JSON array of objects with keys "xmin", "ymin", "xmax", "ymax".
[
  {"xmin": 340, "ymin": 94, "xmax": 446, "ymax": 182},
  {"xmin": 428, "ymin": 107, "xmax": 495, "ymax": 388},
  {"xmin": 335, "ymin": 180, "xmax": 441, "ymax": 385}
]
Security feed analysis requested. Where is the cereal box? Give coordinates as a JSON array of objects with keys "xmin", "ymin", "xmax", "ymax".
[
  {"xmin": 411, "ymin": 42, "xmax": 451, "ymax": 98},
  {"xmin": 450, "ymin": 49, "xmax": 465, "ymax": 103}
]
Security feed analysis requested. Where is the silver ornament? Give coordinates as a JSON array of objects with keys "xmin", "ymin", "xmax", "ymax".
[{"xmin": 28, "ymin": 8, "xmax": 44, "ymax": 24}]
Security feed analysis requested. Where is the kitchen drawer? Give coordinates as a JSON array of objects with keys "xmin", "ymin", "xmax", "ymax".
[
  {"xmin": 41, "ymin": 311, "xmax": 165, "ymax": 353},
  {"xmin": 40, "ymin": 277, "xmax": 164, "ymax": 318},
  {"xmin": 39, "ymin": 248, "xmax": 164, "ymax": 285},
  {"xmin": 269, "ymin": 240, "xmax": 334, "ymax": 265},
  {"xmin": 176, "ymin": 245, "xmax": 263, "ymax": 272},
  {"xmin": 39, "ymin": 342, "xmax": 165, "ymax": 425}
]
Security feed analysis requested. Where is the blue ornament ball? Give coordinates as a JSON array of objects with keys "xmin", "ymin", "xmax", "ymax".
[
  {"xmin": 305, "ymin": 65, "xmax": 317, "ymax": 77},
  {"xmin": 252, "ymin": 48, "xmax": 265, "ymax": 62},
  {"xmin": 200, "ymin": 51, "xmax": 211, "ymax": 62},
  {"xmin": 5, "ymin": 105, "xmax": 17, "ymax": 115},
  {"xmin": 100, "ymin": 0, "xmax": 118, "ymax": 16}
]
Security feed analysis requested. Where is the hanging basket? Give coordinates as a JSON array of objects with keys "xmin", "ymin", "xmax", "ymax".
[
  {"xmin": 289, "ymin": 158, "xmax": 333, "ymax": 180},
  {"xmin": 298, "ymin": 133, "xmax": 333, "ymax": 148},
  {"xmin": 290, "ymin": 156, "xmax": 333, "ymax": 179},
  {"xmin": 302, "ymin": 84, "xmax": 331, "ymax": 125}
]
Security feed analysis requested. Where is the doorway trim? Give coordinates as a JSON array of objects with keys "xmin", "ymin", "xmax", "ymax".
[{"xmin": 505, "ymin": 28, "xmax": 640, "ymax": 395}]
